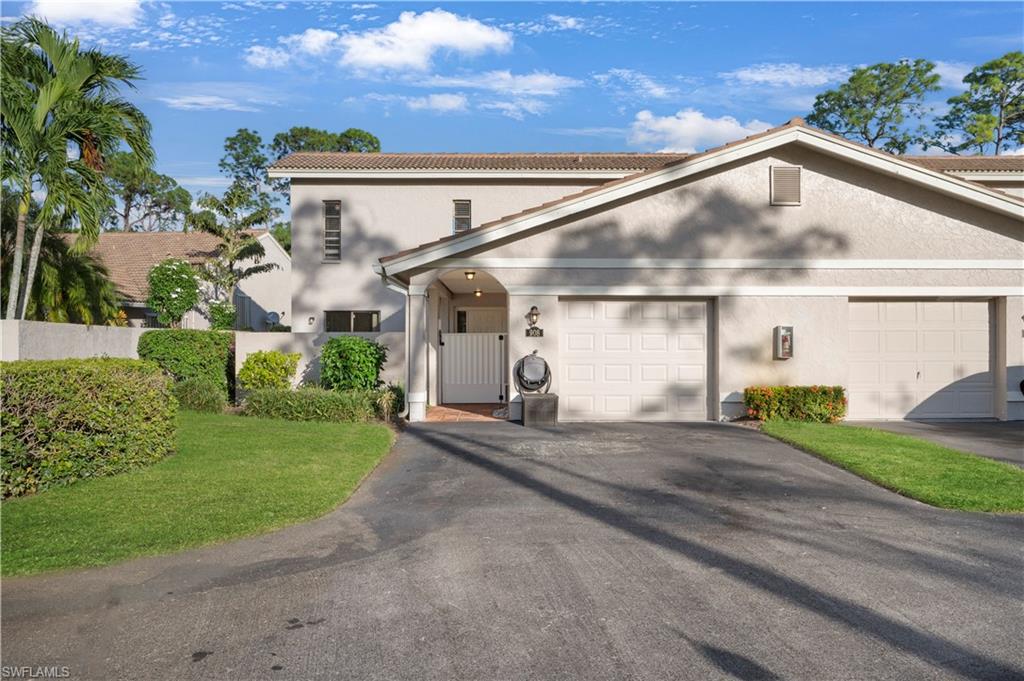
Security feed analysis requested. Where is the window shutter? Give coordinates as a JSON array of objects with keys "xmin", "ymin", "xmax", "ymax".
[
  {"xmin": 770, "ymin": 166, "xmax": 801, "ymax": 205},
  {"xmin": 453, "ymin": 200, "xmax": 472, "ymax": 233},
  {"xmin": 324, "ymin": 200, "xmax": 342, "ymax": 260}
]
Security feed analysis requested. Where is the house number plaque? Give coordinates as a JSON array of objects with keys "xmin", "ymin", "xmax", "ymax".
[{"xmin": 526, "ymin": 327, "xmax": 544, "ymax": 337}]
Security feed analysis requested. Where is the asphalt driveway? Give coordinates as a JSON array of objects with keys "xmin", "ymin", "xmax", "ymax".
[{"xmin": 2, "ymin": 422, "xmax": 1022, "ymax": 681}]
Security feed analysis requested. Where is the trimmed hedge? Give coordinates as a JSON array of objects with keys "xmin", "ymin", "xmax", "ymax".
[
  {"xmin": 238, "ymin": 350, "xmax": 301, "ymax": 391},
  {"xmin": 137, "ymin": 329, "xmax": 233, "ymax": 396},
  {"xmin": 1, "ymin": 359, "xmax": 177, "ymax": 498},
  {"xmin": 320, "ymin": 336, "xmax": 387, "ymax": 391},
  {"xmin": 172, "ymin": 377, "xmax": 227, "ymax": 413},
  {"xmin": 743, "ymin": 385, "xmax": 846, "ymax": 423},
  {"xmin": 243, "ymin": 387, "xmax": 378, "ymax": 422}
]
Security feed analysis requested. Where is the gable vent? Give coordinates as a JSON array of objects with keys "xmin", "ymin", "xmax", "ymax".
[{"xmin": 770, "ymin": 165, "xmax": 801, "ymax": 206}]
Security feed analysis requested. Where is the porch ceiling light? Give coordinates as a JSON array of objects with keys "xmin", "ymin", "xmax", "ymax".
[
  {"xmin": 528, "ymin": 306, "xmax": 540, "ymax": 326},
  {"xmin": 474, "ymin": 288, "xmax": 482, "ymax": 297},
  {"xmin": 464, "ymin": 270, "xmax": 476, "ymax": 280}
]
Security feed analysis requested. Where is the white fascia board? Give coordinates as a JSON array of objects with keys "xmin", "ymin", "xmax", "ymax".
[
  {"xmin": 948, "ymin": 171, "xmax": 1024, "ymax": 181},
  {"xmin": 504, "ymin": 285, "xmax": 1022, "ymax": 297},
  {"xmin": 380, "ymin": 128, "xmax": 1024, "ymax": 276},
  {"xmin": 436, "ymin": 257, "xmax": 1023, "ymax": 270},
  {"xmin": 267, "ymin": 169, "xmax": 635, "ymax": 180}
]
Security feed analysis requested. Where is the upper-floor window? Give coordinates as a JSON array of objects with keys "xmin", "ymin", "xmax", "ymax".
[
  {"xmin": 453, "ymin": 199, "xmax": 471, "ymax": 233},
  {"xmin": 323, "ymin": 200, "xmax": 342, "ymax": 261}
]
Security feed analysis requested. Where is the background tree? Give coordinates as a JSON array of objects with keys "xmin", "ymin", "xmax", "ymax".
[
  {"xmin": 103, "ymin": 151, "xmax": 192, "ymax": 231},
  {"xmin": 267, "ymin": 125, "xmax": 380, "ymax": 198},
  {"xmin": 219, "ymin": 128, "xmax": 276, "ymax": 226},
  {"xmin": 1, "ymin": 18, "xmax": 152, "ymax": 320},
  {"xmin": 146, "ymin": 258, "xmax": 199, "ymax": 327},
  {"xmin": 1, "ymin": 189, "xmax": 119, "ymax": 324},
  {"xmin": 807, "ymin": 59, "xmax": 940, "ymax": 153},
  {"xmin": 193, "ymin": 183, "xmax": 279, "ymax": 307},
  {"xmin": 928, "ymin": 51, "xmax": 1024, "ymax": 155},
  {"xmin": 270, "ymin": 221, "xmax": 291, "ymax": 254}
]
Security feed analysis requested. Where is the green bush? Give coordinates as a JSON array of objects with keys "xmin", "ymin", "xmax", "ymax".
[
  {"xmin": 238, "ymin": 350, "xmax": 301, "ymax": 391},
  {"xmin": 1, "ymin": 359, "xmax": 177, "ymax": 498},
  {"xmin": 243, "ymin": 387, "xmax": 377, "ymax": 422},
  {"xmin": 172, "ymin": 377, "xmax": 227, "ymax": 413},
  {"xmin": 320, "ymin": 336, "xmax": 387, "ymax": 391},
  {"xmin": 743, "ymin": 385, "xmax": 847, "ymax": 423},
  {"xmin": 208, "ymin": 301, "xmax": 236, "ymax": 331},
  {"xmin": 137, "ymin": 329, "xmax": 233, "ymax": 396}
]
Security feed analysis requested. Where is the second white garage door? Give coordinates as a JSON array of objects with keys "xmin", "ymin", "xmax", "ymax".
[
  {"xmin": 559, "ymin": 299, "xmax": 709, "ymax": 421},
  {"xmin": 847, "ymin": 300, "xmax": 993, "ymax": 419}
]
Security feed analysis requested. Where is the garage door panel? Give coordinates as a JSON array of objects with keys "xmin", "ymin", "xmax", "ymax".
[
  {"xmin": 848, "ymin": 301, "xmax": 992, "ymax": 420},
  {"xmin": 560, "ymin": 299, "xmax": 708, "ymax": 421}
]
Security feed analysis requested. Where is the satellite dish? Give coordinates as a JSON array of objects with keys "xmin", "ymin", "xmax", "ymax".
[{"xmin": 266, "ymin": 311, "xmax": 281, "ymax": 326}]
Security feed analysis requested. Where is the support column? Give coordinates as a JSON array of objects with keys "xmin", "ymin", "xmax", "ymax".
[{"xmin": 407, "ymin": 292, "xmax": 429, "ymax": 422}]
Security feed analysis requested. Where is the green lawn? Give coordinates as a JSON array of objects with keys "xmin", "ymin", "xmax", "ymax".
[
  {"xmin": 1, "ymin": 412, "xmax": 394, "ymax": 576},
  {"xmin": 762, "ymin": 421, "xmax": 1024, "ymax": 513}
]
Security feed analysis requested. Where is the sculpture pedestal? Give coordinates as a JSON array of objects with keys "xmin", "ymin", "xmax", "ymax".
[{"xmin": 521, "ymin": 393, "xmax": 558, "ymax": 427}]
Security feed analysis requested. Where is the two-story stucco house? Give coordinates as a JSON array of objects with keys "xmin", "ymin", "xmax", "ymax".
[{"xmin": 267, "ymin": 118, "xmax": 1024, "ymax": 423}]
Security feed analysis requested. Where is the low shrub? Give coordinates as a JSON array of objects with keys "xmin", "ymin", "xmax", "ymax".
[
  {"xmin": 1, "ymin": 358, "xmax": 177, "ymax": 498},
  {"xmin": 377, "ymin": 383, "xmax": 404, "ymax": 422},
  {"xmin": 320, "ymin": 336, "xmax": 387, "ymax": 391},
  {"xmin": 243, "ymin": 387, "xmax": 377, "ymax": 422},
  {"xmin": 743, "ymin": 385, "xmax": 846, "ymax": 423},
  {"xmin": 208, "ymin": 301, "xmax": 236, "ymax": 331},
  {"xmin": 172, "ymin": 377, "xmax": 227, "ymax": 413},
  {"xmin": 137, "ymin": 329, "xmax": 233, "ymax": 396},
  {"xmin": 238, "ymin": 350, "xmax": 301, "ymax": 391}
]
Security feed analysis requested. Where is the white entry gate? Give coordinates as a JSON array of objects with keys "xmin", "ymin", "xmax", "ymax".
[{"xmin": 441, "ymin": 332, "xmax": 506, "ymax": 403}]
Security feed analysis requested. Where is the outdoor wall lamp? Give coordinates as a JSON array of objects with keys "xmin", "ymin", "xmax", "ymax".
[
  {"xmin": 464, "ymin": 270, "xmax": 476, "ymax": 280},
  {"xmin": 307, "ymin": 316, "xmax": 315, "ymax": 326},
  {"xmin": 473, "ymin": 288, "xmax": 482, "ymax": 297},
  {"xmin": 773, "ymin": 325, "xmax": 794, "ymax": 360},
  {"xmin": 528, "ymin": 306, "xmax": 541, "ymax": 326}
]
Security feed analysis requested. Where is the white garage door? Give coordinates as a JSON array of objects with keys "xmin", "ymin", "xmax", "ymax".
[
  {"xmin": 559, "ymin": 299, "xmax": 708, "ymax": 421},
  {"xmin": 848, "ymin": 301, "xmax": 993, "ymax": 419}
]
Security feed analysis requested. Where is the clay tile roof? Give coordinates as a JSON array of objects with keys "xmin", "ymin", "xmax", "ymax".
[
  {"xmin": 67, "ymin": 231, "xmax": 227, "ymax": 303},
  {"xmin": 269, "ymin": 151, "xmax": 689, "ymax": 172},
  {"xmin": 903, "ymin": 156, "xmax": 1024, "ymax": 172}
]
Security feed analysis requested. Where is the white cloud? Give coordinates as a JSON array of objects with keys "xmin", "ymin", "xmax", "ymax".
[
  {"xmin": 1003, "ymin": 146, "xmax": 1024, "ymax": 156},
  {"xmin": 25, "ymin": 0, "xmax": 141, "ymax": 27},
  {"xmin": 480, "ymin": 98, "xmax": 548, "ymax": 120},
  {"xmin": 629, "ymin": 109, "xmax": 773, "ymax": 153},
  {"xmin": 406, "ymin": 93, "xmax": 468, "ymax": 112},
  {"xmin": 158, "ymin": 95, "xmax": 260, "ymax": 112},
  {"xmin": 176, "ymin": 176, "xmax": 234, "ymax": 189},
  {"xmin": 423, "ymin": 70, "xmax": 581, "ymax": 96},
  {"xmin": 547, "ymin": 15, "xmax": 583, "ymax": 31},
  {"xmin": 283, "ymin": 27, "xmax": 339, "ymax": 55},
  {"xmin": 339, "ymin": 9, "xmax": 512, "ymax": 71},
  {"xmin": 350, "ymin": 3, "xmax": 378, "ymax": 8},
  {"xmin": 934, "ymin": 60, "xmax": 971, "ymax": 89},
  {"xmin": 720, "ymin": 63, "xmax": 850, "ymax": 88},
  {"xmin": 244, "ymin": 44, "xmax": 292, "ymax": 69},
  {"xmin": 594, "ymin": 69, "xmax": 676, "ymax": 99}
]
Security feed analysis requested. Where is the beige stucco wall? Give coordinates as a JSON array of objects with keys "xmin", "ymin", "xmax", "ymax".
[
  {"xmin": 1, "ymin": 319, "xmax": 145, "ymax": 361},
  {"xmin": 234, "ymin": 234, "xmax": 292, "ymax": 330},
  {"xmin": 234, "ymin": 330, "xmax": 405, "ymax": 393},
  {"xmin": 289, "ymin": 179, "xmax": 605, "ymax": 334},
  {"xmin": 479, "ymin": 148, "xmax": 1022, "ymax": 263}
]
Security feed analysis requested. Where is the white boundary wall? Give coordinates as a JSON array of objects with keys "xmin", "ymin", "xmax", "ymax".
[
  {"xmin": 235, "ymin": 331, "xmax": 406, "ymax": 387},
  {"xmin": 1, "ymin": 320, "xmax": 146, "ymax": 361}
]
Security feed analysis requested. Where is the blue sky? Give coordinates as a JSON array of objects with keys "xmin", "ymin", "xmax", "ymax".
[{"xmin": 8, "ymin": 1, "xmax": 1023, "ymax": 196}]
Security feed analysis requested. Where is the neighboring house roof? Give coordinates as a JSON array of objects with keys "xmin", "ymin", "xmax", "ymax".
[
  {"xmin": 269, "ymin": 152, "xmax": 690, "ymax": 173},
  {"xmin": 903, "ymin": 156, "xmax": 1024, "ymax": 173},
  {"xmin": 70, "ymin": 230, "xmax": 281, "ymax": 304},
  {"xmin": 377, "ymin": 118, "xmax": 1024, "ymax": 274}
]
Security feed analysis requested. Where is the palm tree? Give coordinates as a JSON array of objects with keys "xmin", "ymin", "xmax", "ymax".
[
  {"xmin": 1, "ymin": 190, "xmax": 119, "ymax": 324},
  {"xmin": 1, "ymin": 18, "xmax": 152, "ymax": 319},
  {"xmin": 193, "ymin": 182, "xmax": 279, "ymax": 305}
]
